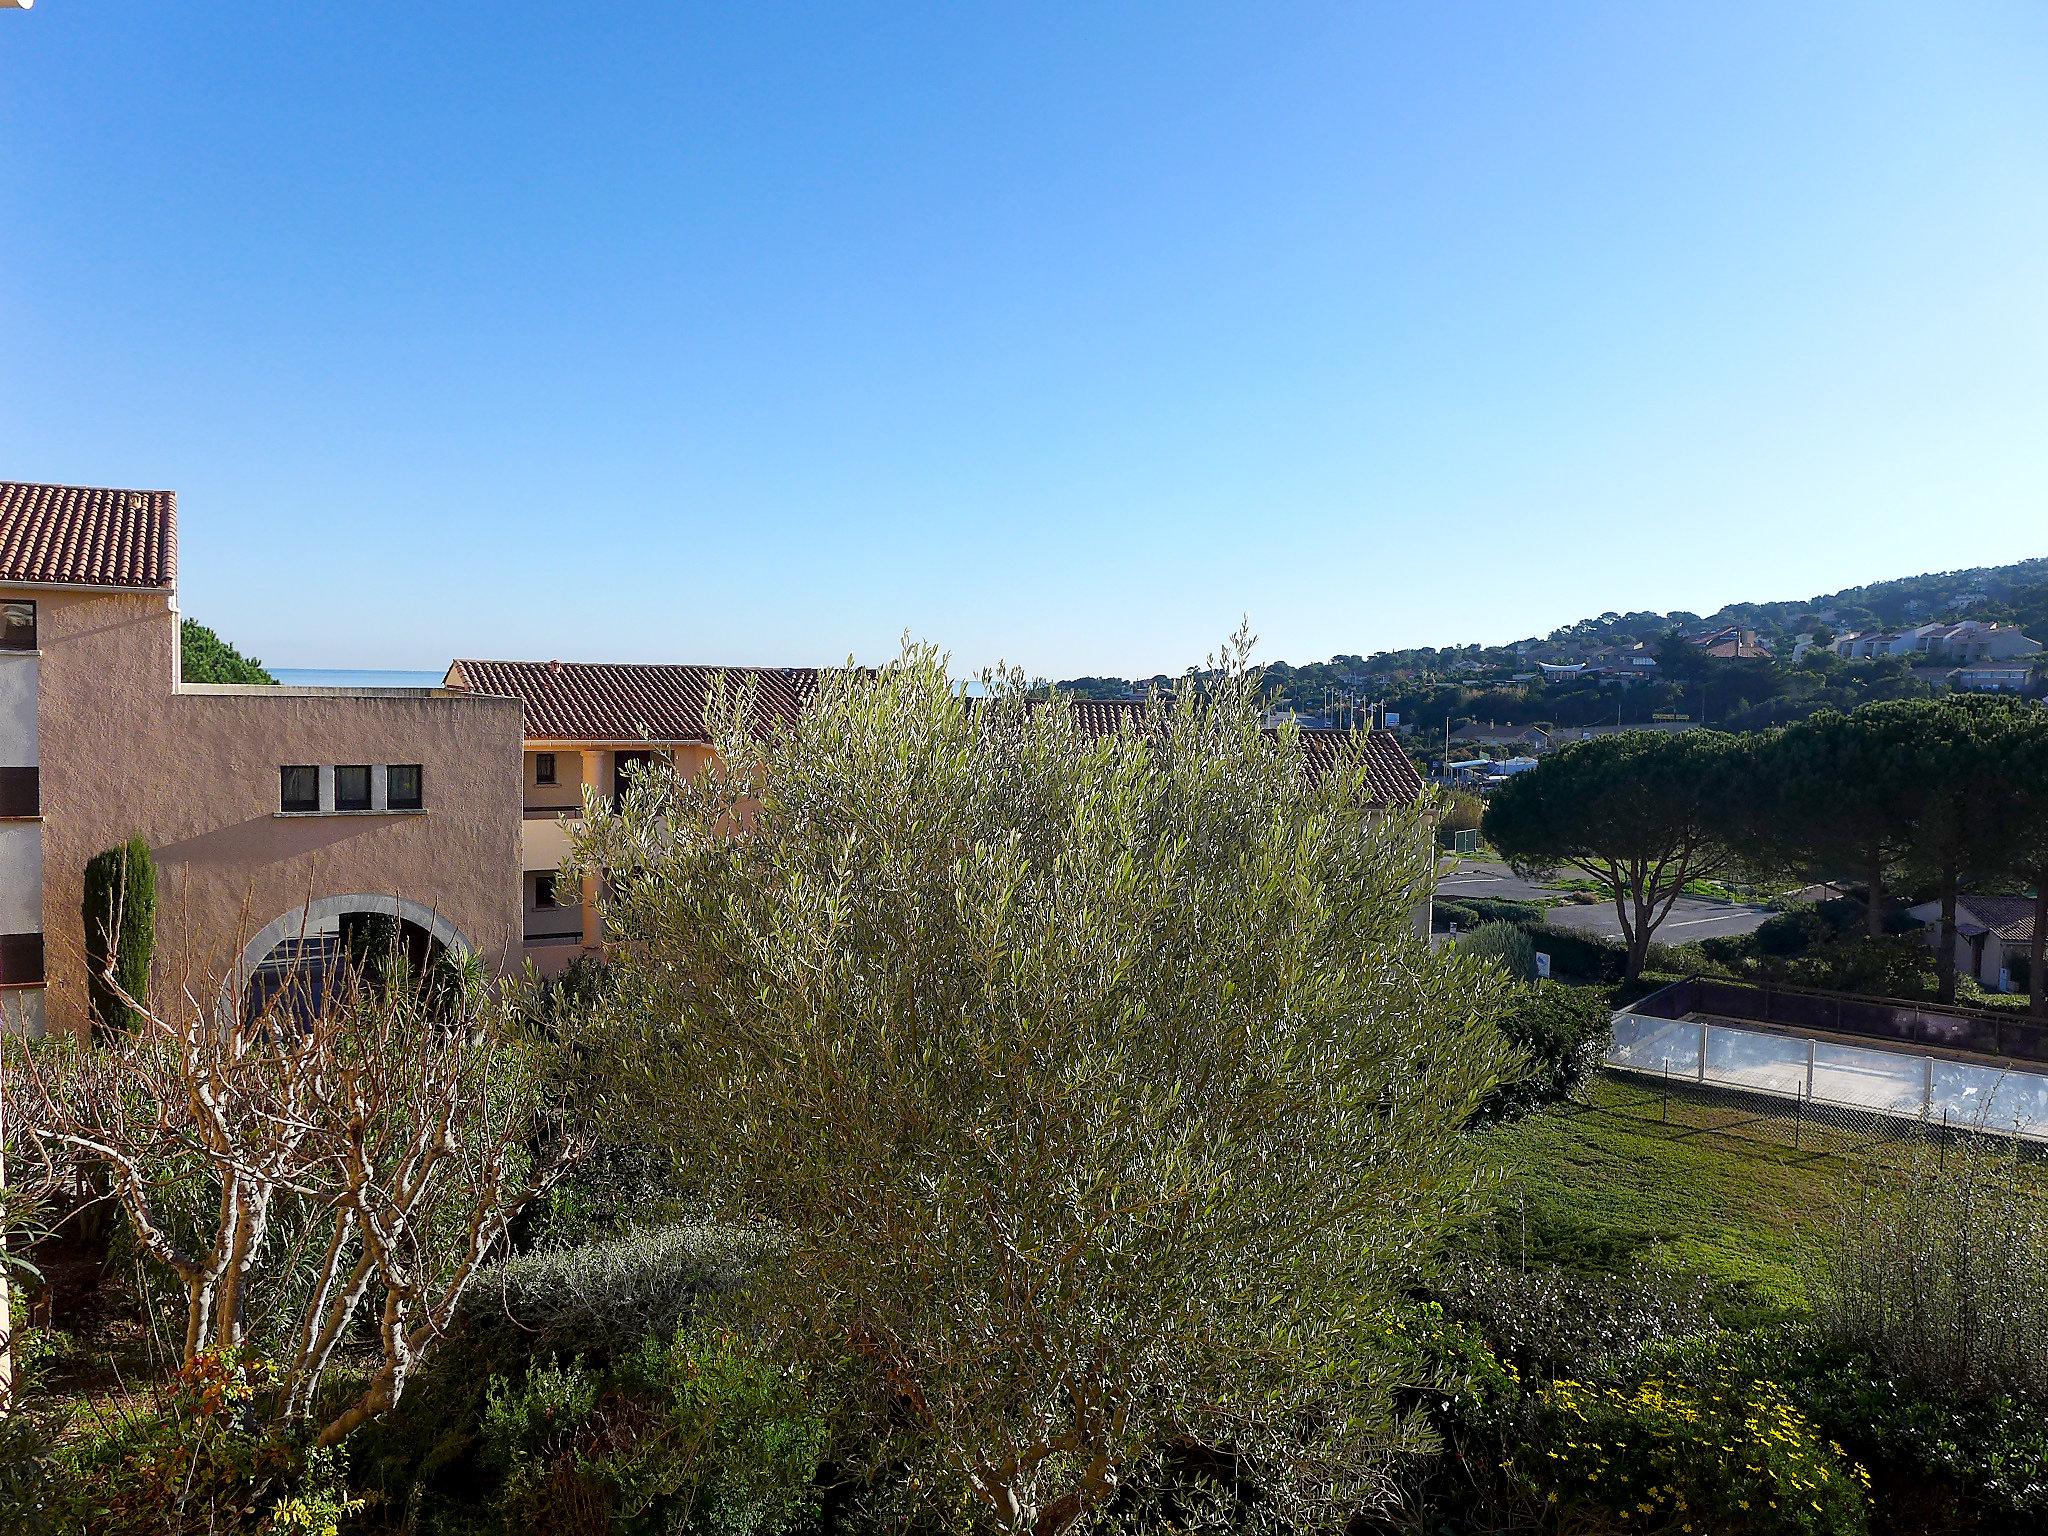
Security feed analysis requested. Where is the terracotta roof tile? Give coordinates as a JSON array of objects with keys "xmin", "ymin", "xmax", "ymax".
[
  {"xmin": 0, "ymin": 481, "xmax": 176, "ymax": 588},
  {"xmin": 443, "ymin": 660, "xmax": 822, "ymax": 743}
]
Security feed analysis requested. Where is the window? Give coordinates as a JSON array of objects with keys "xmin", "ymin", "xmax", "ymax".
[
  {"xmin": 0, "ymin": 601, "xmax": 34, "ymax": 652},
  {"xmin": 280, "ymin": 765, "xmax": 320, "ymax": 813},
  {"xmin": 335, "ymin": 765, "xmax": 372, "ymax": 812},
  {"xmin": 387, "ymin": 763, "xmax": 423, "ymax": 811},
  {"xmin": 533, "ymin": 873, "xmax": 559, "ymax": 910},
  {"xmin": 534, "ymin": 752, "xmax": 557, "ymax": 786},
  {"xmin": 0, "ymin": 767, "xmax": 36, "ymax": 819},
  {"xmin": 0, "ymin": 932, "xmax": 43, "ymax": 986}
]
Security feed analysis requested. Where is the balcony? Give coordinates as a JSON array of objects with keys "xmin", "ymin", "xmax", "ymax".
[{"xmin": 522, "ymin": 809, "xmax": 578, "ymax": 873}]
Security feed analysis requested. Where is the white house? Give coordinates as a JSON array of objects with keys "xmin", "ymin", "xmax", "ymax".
[
  {"xmin": 1950, "ymin": 661, "xmax": 2036, "ymax": 694},
  {"xmin": 1907, "ymin": 894, "xmax": 2042, "ymax": 991}
]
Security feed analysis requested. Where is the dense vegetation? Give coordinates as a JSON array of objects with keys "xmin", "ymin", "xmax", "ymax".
[
  {"xmin": 1058, "ymin": 554, "xmax": 2048, "ymax": 741},
  {"xmin": 7, "ymin": 650, "xmax": 2048, "ymax": 1534},
  {"xmin": 1482, "ymin": 696, "xmax": 2048, "ymax": 1002},
  {"xmin": 179, "ymin": 617, "xmax": 276, "ymax": 684}
]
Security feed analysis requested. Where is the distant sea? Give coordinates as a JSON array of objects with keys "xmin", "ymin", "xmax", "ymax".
[{"xmin": 271, "ymin": 668, "xmax": 445, "ymax": 690}]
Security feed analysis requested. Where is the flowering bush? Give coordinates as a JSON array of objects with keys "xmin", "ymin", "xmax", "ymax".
[{"xmin": 1517, "ymin": 1368, "xmax": 1869, "ymax": 1535}]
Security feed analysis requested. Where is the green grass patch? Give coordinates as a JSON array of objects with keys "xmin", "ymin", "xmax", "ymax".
[{"xmin": 1477, "ymin": 1076, "xmax": 1905, "ymax": 1321}]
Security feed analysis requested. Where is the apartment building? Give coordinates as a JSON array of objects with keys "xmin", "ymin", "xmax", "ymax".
[
  {"xmin": 439, "ymin": 665, "xmax": 1431, "ymax": 974},
  {"xmin": 0, "ymin": 482, "xmax": 523, "ymax": 1036},
  {"xmin": 440, "ymin": 660, "xmax": 823, "ymax": 975}
]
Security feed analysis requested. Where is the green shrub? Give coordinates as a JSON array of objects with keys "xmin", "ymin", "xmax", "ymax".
[
  {"xmin": 1514, "ymin": 1367, "xmax": 1869, "ymax": 1535},
  {"xmin": 1475, "ymin": 982, "xmax": 1612, "ymax": 1122},
  {"xmin": 1757, "ymin": 906, "xmax": 1830, "ymax": 958},
  {"xmin": 1432, "ymin": 899, "xmax": 1479, "ymax": 933},
  {"xmin": 355, "ymin": 1225, "xmax": 762, "ymax": 1523},
  {"xmin": 479, "ymin": 1326, "xmax": 825, "ymax": 1536},
  {"xmin": 1816, "ymin": 1149, "xmax": 2048, "ymax": 1401},
  {"xmin": 1780, "ymin": 935, "xmax": 1940, "ymax": 999},
  {"xmin": 1793, "ymin": 1343, "xmax": 2048, "ymax": 1529},
  {"xmin": 1437, "ymin": 1257, "xmax": 1716, "ymax": 1382},
  {"xmin": 82, "ymin": 836, "xmax": 156, "ymax": 1033},
  {"xmin": 1465, "ymin": 895, "xmax": 1546, "ymax": 926},
  {"xmin": 6, "ymin": 1348, "xmax": 364, "ymax": 1536},
  {"xmin": 1458, "ymin": 920, "xmax": 1536, "ymax": 981},
  {"xmin": 1521, "ymin": 922, "xmax": 1630, "ymax": 985}
]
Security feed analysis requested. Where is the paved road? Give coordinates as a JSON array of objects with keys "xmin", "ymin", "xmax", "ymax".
[{"xmin": 1436, "ymin": 858, "xmax": 1774, "ymax": 943}]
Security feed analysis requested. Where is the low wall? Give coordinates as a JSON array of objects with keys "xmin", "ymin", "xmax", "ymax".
[{"xmin": 1631, "ymin": 976, "xmax": 2048, "ymax": 1066}]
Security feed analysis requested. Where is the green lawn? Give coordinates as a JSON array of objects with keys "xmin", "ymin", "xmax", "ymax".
[{"xmin": 1477, "ymin": 1076, "xmax": 1905, "ymax": 1318}]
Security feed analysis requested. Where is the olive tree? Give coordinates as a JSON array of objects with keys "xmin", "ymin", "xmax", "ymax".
[
  {"xmin": 572, "ymin": 640, "xmax": 1516, "ymax": 1535},
  {"xmin": 1482, "ymin": 730, "xmax": 1746, "ymax": 979}
]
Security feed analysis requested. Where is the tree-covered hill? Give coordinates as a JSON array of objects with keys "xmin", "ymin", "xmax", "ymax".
[{"xmin": 1055, "ymin": 553, "xmax": 2048, "ymax": 746}]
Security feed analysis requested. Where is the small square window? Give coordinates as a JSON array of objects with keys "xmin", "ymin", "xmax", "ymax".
[
  {"xmin": 0, "ymin": 601, "xmax": 35, "ymax": 652},
  {"xmin": 534, "ymin": 752, "xmax": 557, "ymax": 786},
  {"xmin": 0, "ymin": 931, "xmax": 44, "ymax": 986},
  {"xmin": 387, "ymin": 764, "xmax": 423, "ymax": 811},
  {"xmin": 0, "ymin": 766, "xmax": 37, "ymax": 819},
  {"xmin": 335, "ymin": 765, "xmax": 372, "ymax": 812},
  {"xmin": 280, "ymin": 765, "xmax": 320, "ymax": 813},
  {"xmin": 533, "ymin": 873, "xmax": 559, "ymax": 910}
]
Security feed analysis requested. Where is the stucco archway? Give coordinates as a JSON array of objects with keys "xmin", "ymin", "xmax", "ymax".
[{"xmin": 226, "ymin": 895, "xmax": 473, "ymax": 1023}]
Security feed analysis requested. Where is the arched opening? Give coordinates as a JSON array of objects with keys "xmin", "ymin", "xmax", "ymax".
[{"xmin": 234, "ymin": 896, "xmax": 472, "ymax": 1025}]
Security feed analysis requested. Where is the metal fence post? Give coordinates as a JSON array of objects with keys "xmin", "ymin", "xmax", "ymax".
[
  {"xmin": 1805, "ymin": 1037, "xmax": 1816, "ymax": 1100},
  {"xmin": 1923, "ymin": 1055, "xmax": 1934, "ymax": 1121},
  {"xmin": 1697, "ymin": 1020, "xmax": 1709, "ymax": 1085}
]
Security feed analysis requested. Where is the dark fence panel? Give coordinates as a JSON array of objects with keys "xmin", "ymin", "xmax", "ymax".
[{"xmin": 1646, "ymin": 975, "xmax": 2048, "ymax": 1065}]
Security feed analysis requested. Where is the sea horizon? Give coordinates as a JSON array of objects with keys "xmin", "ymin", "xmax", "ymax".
[{"xmin": 270, "ymin": 667, "xmax": 445, "ymax": 690}]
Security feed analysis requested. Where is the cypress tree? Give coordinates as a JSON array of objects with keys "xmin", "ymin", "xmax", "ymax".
[{"xmin": 83, "ymin": 836, "xmax": 156, "ymax": 1033}]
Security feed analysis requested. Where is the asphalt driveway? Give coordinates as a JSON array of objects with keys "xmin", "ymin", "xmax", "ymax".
[{"xmin": 1436, "ymin": 858, "xmax": 1774, "ymax": 944}]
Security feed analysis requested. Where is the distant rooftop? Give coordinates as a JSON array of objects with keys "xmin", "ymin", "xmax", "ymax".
[
  {"xmin": 0, "ymin": 481, "xmax": 176, "ymax": 589},
  {"xmin": 443, "ymin": 659, "xmax": 822, "ymax": 743}
]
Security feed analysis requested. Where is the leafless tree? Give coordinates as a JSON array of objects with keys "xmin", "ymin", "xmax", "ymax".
[{"xmin": 6, "ymin": 955, "xmax": 582, "ymax": 1446}]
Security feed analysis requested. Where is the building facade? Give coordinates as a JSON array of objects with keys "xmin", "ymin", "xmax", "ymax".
[{"xmin": 0, "ymin": 482, "xmax": 524, "ymax": 1036}]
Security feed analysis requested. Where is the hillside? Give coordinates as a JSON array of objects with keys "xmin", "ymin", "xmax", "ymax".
[{"xmin": 1056, "ymin": 553, "xmax": 2048, "ymax": 743}]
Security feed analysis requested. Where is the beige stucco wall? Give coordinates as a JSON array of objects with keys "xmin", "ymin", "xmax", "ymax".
[{"xmin": 31, "ymin": 587, "xmax": 523, "ymax": 1035}]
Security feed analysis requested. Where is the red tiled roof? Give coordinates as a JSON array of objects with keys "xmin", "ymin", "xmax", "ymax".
[
  {"xmin": 443, "ymin": 660, "xmax": 822, "ymax": 743},
  {"xmin": 0, "ymin": 481, "xmax": 176, "ymax": 589},
  {"xmin": 1303, "ymin": 728, "xmax": 1426, "ymax": 805}
]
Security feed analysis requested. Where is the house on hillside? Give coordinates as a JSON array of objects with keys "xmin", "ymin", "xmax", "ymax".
[
  {"xmin": 1831, "ymin": 627, "xmax": 1936, "ymax": 659},
  {"xmin": 1906, "ymin": 894, "xmax": 2042, "ymax": 992},
  {"xmin": 1688, "ymin": 626, "xmax": 1773, "ymax": 659},
  {"xmin": 1949, "ymin": 661, "xmax": 2037, "ymax": 694},
  {"xmin": 1923, "ymin": 621, "xmax": 2042, "ymax": 664},
  {"xmin": 0, "ymin": 482, "xmax": 523, "ymax": 1037}
]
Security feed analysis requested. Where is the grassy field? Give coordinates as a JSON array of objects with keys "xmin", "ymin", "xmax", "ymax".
[{"xmin": 1477, "ymin": 1074, "xmax": 1924, "ymax": 1318}]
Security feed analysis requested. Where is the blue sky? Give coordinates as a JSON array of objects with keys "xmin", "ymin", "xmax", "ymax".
[{"xmin": 3, "ymin": 3, "xmax": 2045, "ymax": 677}]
